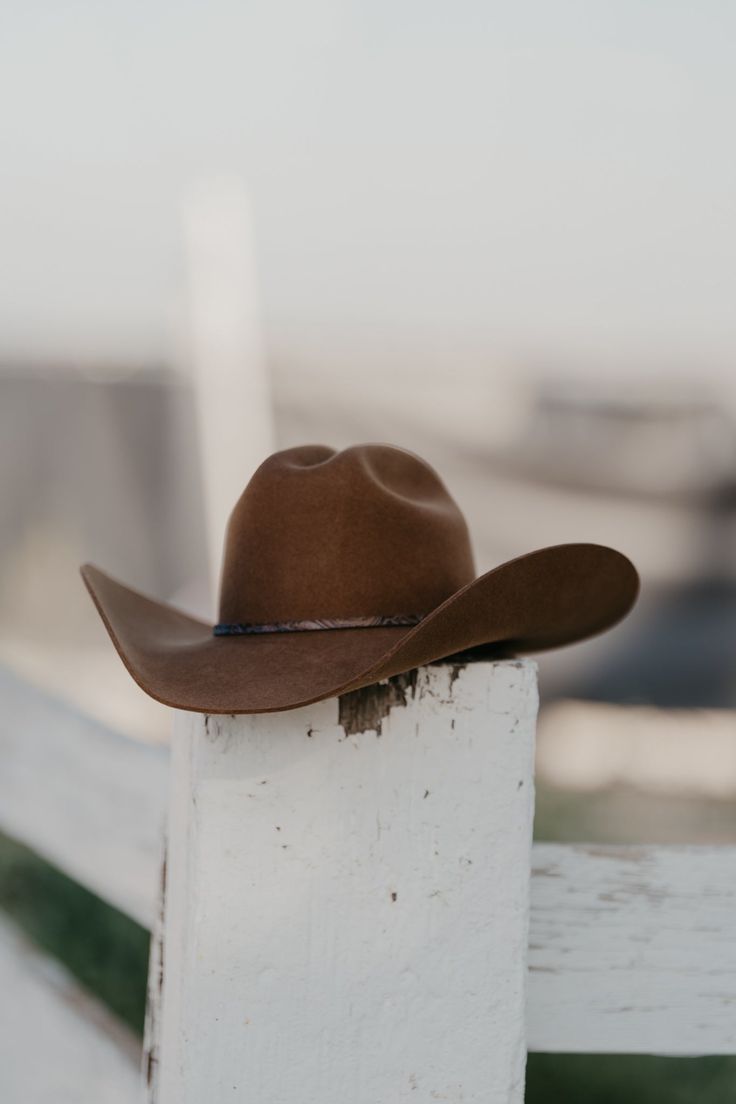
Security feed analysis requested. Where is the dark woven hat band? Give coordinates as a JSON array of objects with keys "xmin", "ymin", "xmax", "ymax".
[{"xmin": 213, "ymin": 614, "xmax": 425, "ymax": 636}]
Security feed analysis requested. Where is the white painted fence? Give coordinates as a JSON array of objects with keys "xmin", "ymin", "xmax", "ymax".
[
  {"xmin": 149, "ymin": 663, "xmax": 537, "ymax": 1104},
  {"xmin": 2, "ymin": 659, "xmax": 736, "ymax": 1102},
  {"xmin": 0, "ymin": 913, "xmax": 141, "ymax": 1104},
  {"xmin": 2, "ymin": 187, "xmax": 735, "ymax": 1100}
]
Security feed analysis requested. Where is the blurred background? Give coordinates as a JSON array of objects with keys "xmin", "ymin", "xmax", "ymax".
[{"xmin": 1, "ymin": 2, "xmax": 736, "ymax": 1101}]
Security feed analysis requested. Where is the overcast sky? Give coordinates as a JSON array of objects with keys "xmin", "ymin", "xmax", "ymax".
[{"xmin": 1, "ymin": 1, "xmax": 735, "ymax": 380}]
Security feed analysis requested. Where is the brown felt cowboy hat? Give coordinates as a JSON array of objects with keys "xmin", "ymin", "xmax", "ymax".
[{"xmin": 81, "ymin": 443, "xmax": 639, "ymax": 714}]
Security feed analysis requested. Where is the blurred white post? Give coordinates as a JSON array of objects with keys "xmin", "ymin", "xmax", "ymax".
[
  {"xmin": 183, "ymin": 178, "xmax": 274, "ymax": 612},
  {"xmin": 147, "ymin": 660, "xmax": 538, "ymax": 1104}
]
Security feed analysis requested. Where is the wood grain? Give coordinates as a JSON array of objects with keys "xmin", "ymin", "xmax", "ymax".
[{"xmin": 528, "ymin": 842, "xmax": 736, "ymax": 1055}]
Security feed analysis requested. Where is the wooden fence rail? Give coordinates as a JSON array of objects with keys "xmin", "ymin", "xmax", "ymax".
[{"xmin": 2, "ymin": 662, "xmax": 735, "ymax": 1068}]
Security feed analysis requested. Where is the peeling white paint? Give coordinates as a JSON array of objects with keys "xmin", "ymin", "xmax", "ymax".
[
  {"xmin": 151, "ymin": 661, "xmax": 538, "ymax": 1103},
  {"xmin": 528, "ymin": 843, "xmax": 736, "ymax": 1055},
  {"xmin": 4, "ymin": 662, "xmax": 735, "ymax": 1074}
]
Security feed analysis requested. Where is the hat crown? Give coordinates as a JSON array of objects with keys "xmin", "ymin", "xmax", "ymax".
[{"xmin": 218, "ymin": 444, "xmax": 476, "ymax": 625}]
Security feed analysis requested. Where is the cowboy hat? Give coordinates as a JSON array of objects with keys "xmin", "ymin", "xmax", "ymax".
[{"xmin": 81, "ymin": 443, "xmax": 639, "ymax": 714}]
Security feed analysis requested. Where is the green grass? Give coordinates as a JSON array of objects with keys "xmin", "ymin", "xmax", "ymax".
[
  {"xmin": 526, "ymin": 1053, "xmax": 736, "ymax": 1103},
  {"xmin": 0, "ymin": 831, "xmax": 149, "ymax": 1033},
  {"xmin": 534, "ymin": 783, "xmax": 736, "ymax": 846}
]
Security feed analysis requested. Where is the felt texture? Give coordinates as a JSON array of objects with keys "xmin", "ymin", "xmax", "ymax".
[{"xmin": 81, "ymin": 443, "xmax": 639, "ymax": 714}]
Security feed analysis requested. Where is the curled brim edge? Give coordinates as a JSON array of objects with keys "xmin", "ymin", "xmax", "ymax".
[{"xmin": 80, "ymin": 543, "xmax": 639, "ymax": 715}]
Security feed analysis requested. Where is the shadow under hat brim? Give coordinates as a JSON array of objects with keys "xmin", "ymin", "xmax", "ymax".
[{"xmin": 81, "ymin": 543, "xmax": 638, "ymax": 715}]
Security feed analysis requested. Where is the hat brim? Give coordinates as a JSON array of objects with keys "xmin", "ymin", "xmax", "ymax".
[{"xmin": 81, "ymin": 543, "xmax": 638, "ymax": 715}]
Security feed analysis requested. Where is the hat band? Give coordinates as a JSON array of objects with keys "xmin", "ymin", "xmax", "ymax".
[{"xmin": 213, "ymin": 613, "xmax": 424, "ymax": 636}]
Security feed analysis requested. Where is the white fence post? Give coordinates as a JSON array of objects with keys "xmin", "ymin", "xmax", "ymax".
[{"xmin": 147, "ymin": 659, "xmax": 538, "ymax": 1103}]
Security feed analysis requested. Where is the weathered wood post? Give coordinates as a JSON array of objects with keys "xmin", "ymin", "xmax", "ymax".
[{"xmin": 146, "ymin": 658, "xmax": 538, "ymax": 1103}]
